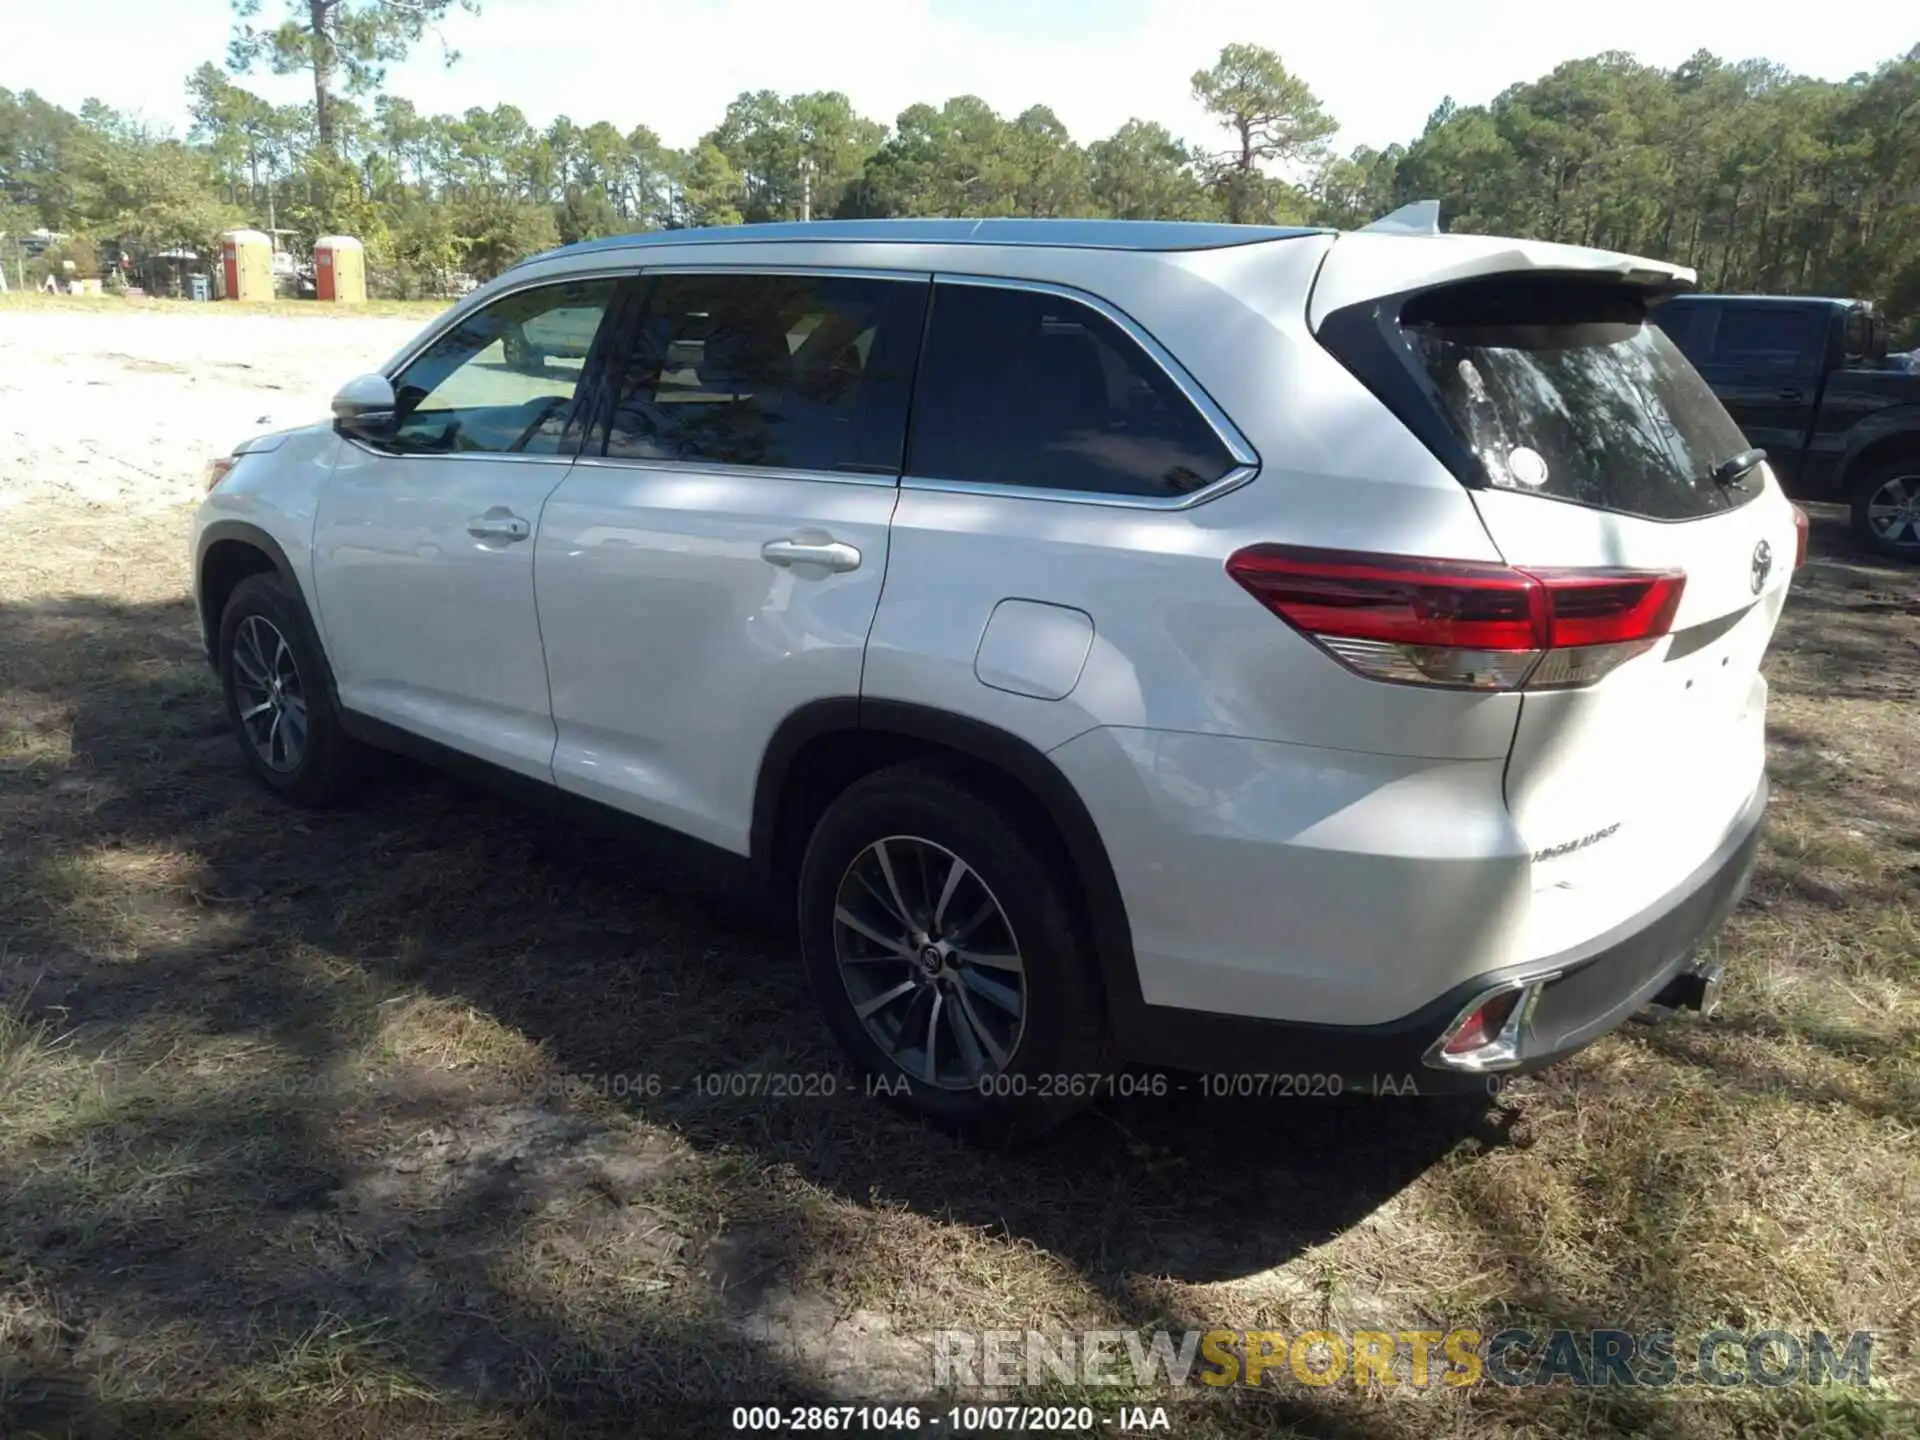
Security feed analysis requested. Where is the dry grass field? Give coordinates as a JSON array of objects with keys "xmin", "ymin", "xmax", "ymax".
[{"xmin": 0, "ymin": 297, "xmax": 1915, "ymax": 1438}]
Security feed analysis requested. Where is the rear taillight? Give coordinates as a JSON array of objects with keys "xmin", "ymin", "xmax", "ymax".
[
  {"xmin": 1225, "ymin": 546, "xmax": 1685, "ymax": 692},
  {"xmin": 1791, "ymin": 504, "xmax": 1809, "ymax": 569}
]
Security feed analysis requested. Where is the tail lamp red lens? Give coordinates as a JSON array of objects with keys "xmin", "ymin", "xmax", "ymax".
[
  {"xmin": 1441, "ymin": 989, "xmax": 1521, "ymax": 1056},
  {"xmin": 1790, "ymin": 504, "xmax": 1809, "ymax": 569},
  {"xmin": 1224, "ymin": 546, "xmax": 1686, "ymax": 692}
]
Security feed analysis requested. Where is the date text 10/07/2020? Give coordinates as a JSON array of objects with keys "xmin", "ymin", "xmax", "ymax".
[
  {"xmin": 730, "ymin": 1405, "xmax": 1171, "ymax": 1432},
  {"xmin": 368, "ymin": 1070, "xmax": 1512, "ymax": 1106}
]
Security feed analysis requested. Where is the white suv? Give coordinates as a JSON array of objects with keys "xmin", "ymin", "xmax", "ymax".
[{"xmin": 194, "ymin": 217, "xmax": 1803, "ymax": 1140}]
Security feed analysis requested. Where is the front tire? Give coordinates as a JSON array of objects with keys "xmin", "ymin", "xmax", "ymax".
[
  {"xmin": 218, "ymin": 573, "xmax": 364, "ymax": 806},
  {"xmin": 1849, "ymin": 459, "xmax": 1920, "ymax": 561},
  {"xmin": 797, "ymin": 764, "xmax": 1109, "ymax": 1144}
]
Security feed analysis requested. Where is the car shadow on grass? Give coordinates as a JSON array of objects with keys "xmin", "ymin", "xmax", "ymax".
[{"xmin": 0, "ymin": 592, "xmax": 1490, "ymax": 1437}]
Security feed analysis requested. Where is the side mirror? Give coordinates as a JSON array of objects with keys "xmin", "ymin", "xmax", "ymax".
[
  {"xmin": 1842, "ymin": 310, "xmax": 1870, "ymax": 359},
  {"xmin": 332, "ymin": 372, "xmax": 397, "ymax": 443},
  {"xmin": 1866, "ymin": 313, "xmax": 1891, "ymax": 363},
  {"xmin": 1843, "ymin": 309, "xmax": 1891, "ymax": 364}
]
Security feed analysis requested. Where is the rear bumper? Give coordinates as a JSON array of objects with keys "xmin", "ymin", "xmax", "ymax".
[{"xmin": 1121, "ymin": 776, "xmax": 1767, "ymax": 1093}]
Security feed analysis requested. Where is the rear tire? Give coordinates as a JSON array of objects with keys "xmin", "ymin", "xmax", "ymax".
[
  {"xmin": 218, "ymin": 572, "xmax": 365, "ymax": 807},
  {"xmin": 1849, "ymin": 458, "xmax": 1920, "ymax": 561},
  {"xmin": 797, "ymin": 764, "xmax": 1109, "ymax": 1144}
]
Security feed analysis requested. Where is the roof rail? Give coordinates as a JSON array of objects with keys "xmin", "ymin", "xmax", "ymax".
[{"xmin": 503, "ymin": 217, "xmax": 1332, "ymax": 273}]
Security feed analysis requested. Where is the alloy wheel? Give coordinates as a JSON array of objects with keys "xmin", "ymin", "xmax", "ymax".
[
  {"xmin": 831, "ymin": 835, "xmax": 1027, "ymax": 1089},
  {"xmin": 1866, "ymin": 473, "xmax": 1920, "ymax": 548},
  {"xmin": 230, "ymin": 614, "xmax": 308, "ymax": 773}
]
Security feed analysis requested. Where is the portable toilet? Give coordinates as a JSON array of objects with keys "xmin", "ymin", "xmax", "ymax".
[
  {"xmin": 314, "ymin": 235, "xmax": 367, "ymax": 304},
  {"xmin": 219, "ymin": 229, "xmax": 272, "ymax": 301}
]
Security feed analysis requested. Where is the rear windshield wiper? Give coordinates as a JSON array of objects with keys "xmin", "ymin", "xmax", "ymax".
[{"xmin": 1708, "ymin": 447, "xmax": 1767, "ymax": 487}]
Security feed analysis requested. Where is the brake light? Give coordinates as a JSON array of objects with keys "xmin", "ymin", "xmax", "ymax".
[
  {"xmin": 1791, "ymin": 504, "xmax": 1809, "ymax": 569},
  {"xmin": 1225, "ymin": 546, "xmax": 1685, "ymax": 691}
]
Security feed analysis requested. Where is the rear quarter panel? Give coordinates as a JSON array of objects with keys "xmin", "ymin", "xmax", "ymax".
[{"xmin": 862, "ymin": 236, "xmax": 1523, "ymax": 764}]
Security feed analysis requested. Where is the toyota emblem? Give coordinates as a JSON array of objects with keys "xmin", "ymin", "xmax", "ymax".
[{"xmin": 1750, "ymin": 540, "xmax": 1773, "ymax": 594}]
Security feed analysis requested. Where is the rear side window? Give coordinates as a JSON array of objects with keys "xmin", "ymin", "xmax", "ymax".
[
  {"xmin": 1388, "ymin": 279, "xmax": 1760, "ymax": 521},
  {"xmin": 907, "ymin": 282, "xmax": 1238, "ymax": 499},
  {"xmin": 1703, "ymin": 305, "xmax": 1826, "ymax": 369},
  {"xmin": 598, "ymin": 272, "xmax": 927, "ymax": 474}
]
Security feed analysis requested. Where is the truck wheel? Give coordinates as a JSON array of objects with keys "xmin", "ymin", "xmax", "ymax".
[
  {"xmin": 1850, "ymin": 459, "xmax": 1920, "ymax": 561},
  {"xmin": 797, "ymin": 763, "xmax": 1109, "ymax": 1144}
]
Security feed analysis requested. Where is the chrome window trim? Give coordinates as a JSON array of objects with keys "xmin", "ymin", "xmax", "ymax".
[
  {"xmin": 338, "ymin": 436, "xmax": 579, "ymax": 465},
  {"xmin": 900, "ymin": 464, "xmax": 1259, "ymax": 512},
  {"xmin": 902, "ymin": 272, "xmax": 1261, "ymax": 509},
  {"xmin": 569, "ymin": 455, "xmax": 900, "ymax": 490},
  {"xmin": 634, "ymin": 264, "xmax": 933, "ymax": 283}
]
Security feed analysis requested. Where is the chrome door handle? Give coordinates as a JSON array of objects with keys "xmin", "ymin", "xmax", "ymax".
[
  {"xmin": 761, "ymin": 535, "xmax": 862, "ymax": 573},
  {"xmin": 467, "ymin": 509, "xmax": 531, "ymax": 543}
]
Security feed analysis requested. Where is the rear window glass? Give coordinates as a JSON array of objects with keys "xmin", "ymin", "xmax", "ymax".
[{"xmin": 1402, "ymin": 282, "xmax": 1761, "ymax": 521}]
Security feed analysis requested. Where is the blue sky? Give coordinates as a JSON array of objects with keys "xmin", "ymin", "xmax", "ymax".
[{"xmin": 5, "ymin": 0, "xmax": 1912, "ymax": 154}]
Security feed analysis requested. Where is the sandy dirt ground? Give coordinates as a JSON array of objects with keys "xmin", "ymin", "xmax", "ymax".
[
  {"xmin": 0, "ymin": 300, "xmax": 1914, "ymax": 1438},
  {"xmin": 0, "ymin": 307, "xmax": 423, "ymax": 515}
]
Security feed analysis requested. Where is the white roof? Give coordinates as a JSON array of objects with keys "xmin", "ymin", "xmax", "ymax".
[
  {"xmin": 315, "ymin": 235, "xmax": 365, "ymax": 250},
  {"xmin": 222, "ymin": 229, "xmax": 270, "ymax": 246}
]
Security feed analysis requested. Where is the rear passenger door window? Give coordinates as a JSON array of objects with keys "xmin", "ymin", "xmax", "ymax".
[
  {"xmin": 1703, "ymin": 305, "xmax": 1825, "ymax": 373},
  {"xmin": 598, "ymin": 271, "xmax": 927, "ymax": 475},
  {"xmin": 907, "ymin": 281, "xmax": 1241, "ymax": 500}
]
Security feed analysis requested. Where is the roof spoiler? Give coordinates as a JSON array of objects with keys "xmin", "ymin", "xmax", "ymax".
[{"xmin": 1360, "ymin": 200, "xmax": 1441, "ymax": 236}]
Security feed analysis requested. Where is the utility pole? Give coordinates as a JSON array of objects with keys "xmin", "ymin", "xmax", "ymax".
[{"xmin": 800, "ymin": 157, "xmax": 813, "ymax": 223}]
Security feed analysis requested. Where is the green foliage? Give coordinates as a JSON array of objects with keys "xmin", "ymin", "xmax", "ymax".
[
  {"xmin": 845, "ymin": 95, "xmax": 1098, "ymax": 220},
  {"xmin": 227, "ymin": 0, "xmax": 481, "ymax": 151},
  {"xmin": 1311, "ymin": 144, "xmax": 1404, "ymax": 230},
  {"xmin": 675, "ymin": 141, "xmax": 744, "ymax": 229},
  {"xmin": 452, "ymin": 192, "xmax": 557, "ymax": 281},
  {"xmin": 1089, "ymin": 120, "xmax": 1211, "ymax": 221},
  {"xmin": 1191, "ymin": 43, "xmax": 1336, "ymax": 222},
  {"xmin": 40, "ymin": 235, "xmax": 101, "ymax": 280},
  {"xmin": 385, "ymin": 198, "xmax": 460, "ymax": 297},
  {"xmin": 1382, "ymin": 45, "xmax": 1920, "ymax": 316},
  {"xmin": 704, "ymin": 89, "xmax": 883, "ymax": 222},
  {"xmin": 4, "ymin": 36, "xmax": 1917, "ymax": 323}
]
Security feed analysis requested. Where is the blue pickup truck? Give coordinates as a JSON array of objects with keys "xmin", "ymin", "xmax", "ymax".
[{"xmin": 1652, "ymin": 294, "xmax": 1920, "ymax": 560}]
